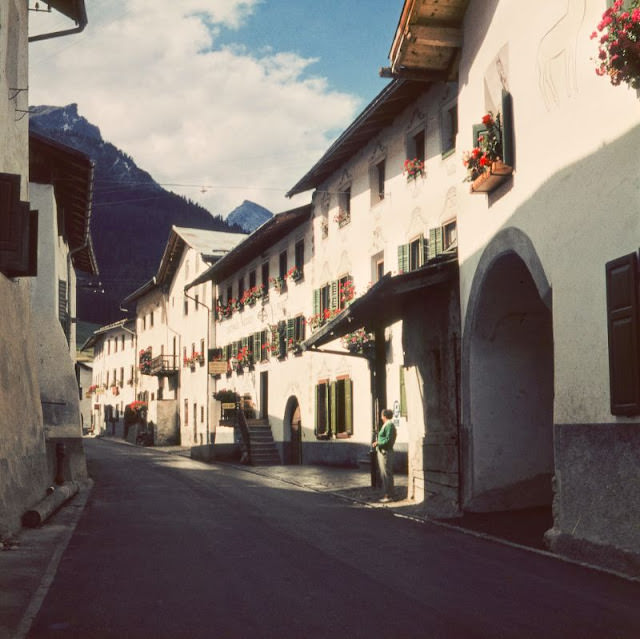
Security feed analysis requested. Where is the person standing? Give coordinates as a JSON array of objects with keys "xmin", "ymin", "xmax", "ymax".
[{"xmin": 372, "ymin": 408, "xmax": 397, "ymax": 502}]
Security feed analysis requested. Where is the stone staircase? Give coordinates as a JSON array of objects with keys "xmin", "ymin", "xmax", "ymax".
[{"xmin": 247, "ymin": 418, "xmax": 281, "ymax": 465}]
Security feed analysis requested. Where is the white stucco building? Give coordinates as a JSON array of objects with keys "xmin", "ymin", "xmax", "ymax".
[
  {"xmin": 386, "ymin": 0, "xmax": 640, "ymax": 575},
  {"xmin": 83, "ymin": 319, "xmax": 137, "ymax": 437},
  {"xmin": 1, "ymin": 0, "xmax": 88, "ymax": 538},
  {"xmin": 121, "ymin": 226, "xmax": 246, "ymax": 447}
]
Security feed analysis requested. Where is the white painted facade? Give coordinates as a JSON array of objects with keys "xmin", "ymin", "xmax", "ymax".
[
  {"xmin": 87, "ymin": 320, "xmax": 137, "ymax": 436},
  {"xmin": 450, "ymin": 0, "xmax": 640, "ymax": 572}
]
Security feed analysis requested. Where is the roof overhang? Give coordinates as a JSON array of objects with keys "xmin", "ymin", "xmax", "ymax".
[
  {"xmin": 286, "ymin": 80, "xmax": 431, "ymax": 198},
  {"xmin": 29, "ymin": 131, "xmax": 98, "ymax": 275},
  {"xmin": 80, "ymin": 318, "xmax": 135, "ymax": 351},
  {"xmin": 384, "ymin": 0, "xmax": 469, "ymax": 81},
  {"xmin": 29, "ymin": 0, "xmax": 88, "ymax": 42},
  {"xmin": 304, "ymin": 256, "xmax": 458, "ymax": 350},
  {"xmin": 120, "ymin": 277, "xmax": 158, "ymax": 309},
  {"xmin": 186, "ymin": 204, "xmax": 312, "ymax": 289}
]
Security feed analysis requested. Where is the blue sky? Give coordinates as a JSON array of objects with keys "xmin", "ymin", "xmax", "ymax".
[
  {"xmin": 29, "ymin": 1, "xmax": 405, "ymax": 216},
  {"xmin": 213, "ymin": 1, "xmax": 403, "ymax": 105}
]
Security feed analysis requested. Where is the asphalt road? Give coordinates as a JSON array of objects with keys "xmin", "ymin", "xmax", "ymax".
[{"xmin": 28, "ymin": 439, "xmax": 640, "ymax": 638}]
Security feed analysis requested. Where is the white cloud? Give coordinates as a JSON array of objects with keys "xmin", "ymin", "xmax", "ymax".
[{"xmin": 28, "ymin": 0, "xmax": 360, "ymax": 216}]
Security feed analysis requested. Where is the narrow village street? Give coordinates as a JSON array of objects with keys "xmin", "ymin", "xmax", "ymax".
[{"xmin": 22, "ymin": 439, "xmax": 640, "ymax": 639}]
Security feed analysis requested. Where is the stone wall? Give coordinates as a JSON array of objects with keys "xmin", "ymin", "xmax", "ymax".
[{"xmin": 0, "ymin": 277, "xmax": 50, "ymax": 537}]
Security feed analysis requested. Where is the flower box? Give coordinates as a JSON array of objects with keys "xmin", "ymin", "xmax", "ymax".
[{"xmin": 470, "ymin": 161, "xmax": 513, "ymax": 194}]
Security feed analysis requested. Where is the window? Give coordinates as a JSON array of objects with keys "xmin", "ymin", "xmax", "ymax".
[
  {"xmin": 443, "ymin": 219, "xmax": 457, "ymax": 251},
  {"xmin": 407, "ymin": 128, "xmax": 426, "ymax": 164},
  {"xmin": 261, "ymin": 262, "xmax": 270, "ymax": 293},
  {"xmin": 338, "ymin": 274, "xmax": 354, "ymax": 310},
  {"xmin": 119, "ymin": 367, "xmax": 124, "ymax": 387},
  {"xmin": 194, "ymin": 294, "xmax": 199, "ymax": 310},
  {"xmin": 256, "ymin": 329, "xmax": 268, "ymax": 362},
  {"xmin": 184, "ymin": 298, "xmax": 189, "ymax": 316},
  {"xmin": 226, "ymin": 285, "xmax": 233, "ymax": 305},
  {"xmin": 370, "ymin": 159, "xmax": 385, "ymax": 206},
  {"xmin": 441, "ymin": 99, "xmax": 458, "ymax": 156},
  {"xmin": 314, "ymin": 377, "xmax": 353, "ymax": 439},
  {"xmin": 372, "ymin": 251, "xmax": 385, "ymax": 282},
  {"xmin": 200, "ymin": 338, "xmax": 205, "ymax": 361},
  {"xmin": 295, "ymin": 240, "xmax": 305, "ymax": 276},
  {"xmin": 121, "ymin": 335, "xmax": 125, "ymax": 350},
  {"xmin": 238, "ymin": 275, "xmax": 245, "ymax": 300},
  {"xmin": 337, "ymin": 185, "xmax": 351, "ymax": 226},
  {"xmin": 605, "ymin": 251, "xmax": 640, "ymax": 415},
  {"xmin": 0, "ymin": 172, "xmax": 37, "ymax": 277},
  {"xmin": 286, "ymin": 315, "xmax": 306, "ymax": 353},
  {"xmin": 398, "ymin": 236, "xmax": 427, "ymax": 273},
  {"xmin": 107, "ymin": 339, "xmax": 111, "ymax": 355},
  {"xmin": 201, "ymin": 406, "xmax": 205, "ymax": 423},
  {"xmin": 249, "ymin": 269, "xmax": 256, "ymax": 289},
  {"xmin": 58, "ymin": 280, "xmax": 69, "ymax": 342},
  {"xmin": 149, "ymin": 311, "xmax": 154, "ymax": 327},
  {"xmin": 279, "ymin": 250, "xmax": 288, "ymax": 281},
  {"xmin": 114, "ymin": 337, "xmax": 118, "ymax": 353}
]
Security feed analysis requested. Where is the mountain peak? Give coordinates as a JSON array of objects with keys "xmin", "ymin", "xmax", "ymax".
[{"xmin": 226, "ymin": 200, "xmax": 273, "ymax": 233}]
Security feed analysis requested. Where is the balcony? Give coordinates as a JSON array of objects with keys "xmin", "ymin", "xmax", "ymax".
[{"xmin": 149, "ymin": 354, "xmax": 179, "ymax": 376}]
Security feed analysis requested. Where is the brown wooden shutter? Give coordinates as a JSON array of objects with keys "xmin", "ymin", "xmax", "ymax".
[
  {"xmin": 606, "ymin": 252, "xmax": 640, "ymax": 415},
  {"xmin": 0, "ymin": 173, "xmax": 37, "ymax": 277}
]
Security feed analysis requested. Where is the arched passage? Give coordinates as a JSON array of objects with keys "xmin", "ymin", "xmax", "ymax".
[
  {"xmin": 464, "ymin": 230, "xmax": 554, "ymax": 512},
  {"xmin": 283, "ymin": 396, "xmax": 302, "ymax": 465}
]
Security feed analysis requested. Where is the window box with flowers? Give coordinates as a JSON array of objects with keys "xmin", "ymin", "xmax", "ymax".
[
  {"xmin": 334, "ymin": 208, "xmax": 350, "ymax": 228},
  {"xmin": 592, "ymin": 1, "xmax": 640, "ymax": 89},
  {"xmin": 287, "ymin": 338, "xmax": 304, "ymax": 355},
  {"xmin": 339, "ymin": 278, "xmax": 356, "ymax": 307},
  {"xmin": 286, "ymin": 266, "xmax": 303, "ymax": 283},
  {"xmin": 269, "ymin": 276, "xmax": 286, "ymax": 293},
  {"xmin": 240, "ymin": 284, "xmax": 264, "ymax": 307},
  {"xmin": 403, "ymin": 157, "xmax": 425, "ymax": 181},
  {"xmin": 307, "ymin": 307, "xmax": 340, "ymax": 333},
  {"xmin": 463, "ymin": 112, "xmax": 513, "ymax": 194},
  {"xmin": 138, "ymin": 347, "xmax": 152, "ymax": 375},
  {"xmin": 216, "ymin": 300, "xmax": 234, "ymax": 321},
  {"xmin": 341, "ymin": 328, "xmax": 375, "ymax": 355}
]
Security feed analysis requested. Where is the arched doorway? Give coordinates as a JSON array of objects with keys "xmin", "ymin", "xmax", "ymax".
[
  {"xmin": 284, "ymin": 396, "xmax": 302, "ymax": 465},
  {"xmin": 464, "ymin": 232, "xmax": 554, "ymax": 514}
]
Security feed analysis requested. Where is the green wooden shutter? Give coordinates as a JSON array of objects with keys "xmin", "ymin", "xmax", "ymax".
[
  {"xmin": 313, "ymin": 288, "xmax": 321, "ymax": 315},
  {"xmin": 330, "ymin": 280, "xmax": 339, "ymax": 310},
  {"xmin": 428, "ymin": 227, "xmax": 444, "ymax": 260},
  {"xmin": 399, "ymin": 366, "xmax": 408, "ymax": 417},
  {"xmin": 330, "ymin": 381, "xmax": 337, "ymax": 437},
  {"xmin": 501, "ymin": 90, "xmax": 514, "ymax": 168},
  {"xmin": 606, "ymin": 252, "xmax": 640, "ymax": 415},
  {"xmin": 345, "ymin": 378, "xmax": 353, "ymax": 435},
  {"xmin": 278, "ymin": 320, "xmax": 287, "ymax": 358},
  {"xmin": 254, "ymin": 331, "xmax": 262, "ymax": 362},
  {"xmin": 286, "ymin": 318, "xmax": 295, "ymax": 344},
  {"xmin": 314, "ymin": 384, "xmax": 320, "ymax": 435},
  {"xmin": 397, "ymin": 244, "xmax": 409, "ymax": 274}
]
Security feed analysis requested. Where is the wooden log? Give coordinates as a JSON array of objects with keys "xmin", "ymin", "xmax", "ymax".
[{"xmin": 22, "ymin": 481, "xmax": 79, "ymax": 528}]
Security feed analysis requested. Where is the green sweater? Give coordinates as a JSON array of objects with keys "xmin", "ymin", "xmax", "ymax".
[{"xmin": 377, "ymin": 420, "xmax": 396, "ymax": 451}]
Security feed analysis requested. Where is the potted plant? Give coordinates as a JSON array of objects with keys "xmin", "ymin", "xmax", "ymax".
[
  {"xmin": 341, "ymin": 328, "xmax": 374, "ymax": 355},
  {"xmin": 463, "ymin": 112, "xmax": 513, "ymax": 193},
  {"xmin": 403, "ymin": 157, "xmax": 425, "ymax": 181},
  {"xmin": 591, "ymin": 1, "xmax": 640, "ymax": 89},
  {"xmin": 334, "ymin": 208, "xmax": 350, "ymax": 227},
  {"xmin": 286, "ymin": 266, "xmax": 303, "ymax": 282},
  {"xmin": 269, "ymin": 276, "xmax": 286, "ymax": 293}
]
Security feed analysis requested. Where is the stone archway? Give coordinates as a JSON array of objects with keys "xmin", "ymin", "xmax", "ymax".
[
  {"xmin": 463, "ymin": 229, "xmax": 554, "ymax": 513},
  {"xmin": 283, "ymin": 396, "xmax": 302, "ymax": 465}
]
